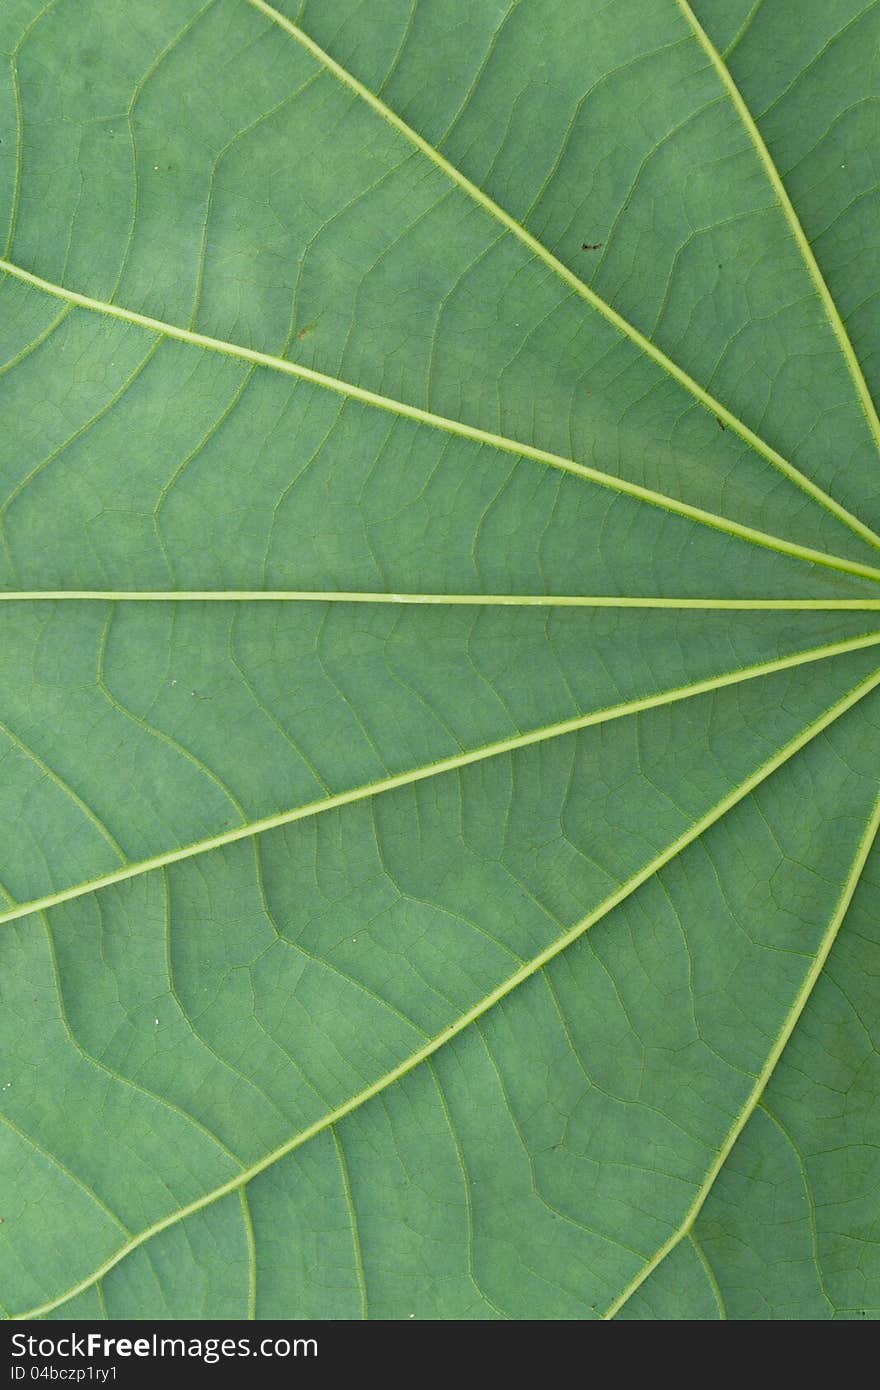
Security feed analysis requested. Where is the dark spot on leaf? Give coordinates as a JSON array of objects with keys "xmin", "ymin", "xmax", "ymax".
[
  {"xmin": 716, "ymin": 417, "xmax": 726, "ymax": 430},
  {"xmin": 581, "ymin": 242, "xmax": 602, "ymax": 251}
]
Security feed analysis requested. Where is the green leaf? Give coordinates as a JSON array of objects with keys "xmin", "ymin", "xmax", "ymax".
[{"xmin": 0, "ymin": 0, "xmax": 878, "ymax": 1321}]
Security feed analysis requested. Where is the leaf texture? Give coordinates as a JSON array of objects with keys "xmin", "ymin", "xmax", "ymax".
[{"xmin": 0, "ymin": 0, "xmax": 878, "ymax": 1320}]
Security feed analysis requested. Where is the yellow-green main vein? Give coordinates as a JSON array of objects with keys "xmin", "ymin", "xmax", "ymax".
[
  {"xmin": 2, "ymin": 257, "xmax": 880, "ymax": 586},
  {"xmin": 604, "ymin": 779, "xmax": 880, "ymax": 1319},
  {"xmin": 1, "ymin": 627, "xmax": 878, "ymax": 930},
  {"xmin": 675, "ymin": 0, "xmax": 880, "ymax": 462},
  {"xmin": 1, "ymin": 592, "xmax": 880, "ymax": 609}
]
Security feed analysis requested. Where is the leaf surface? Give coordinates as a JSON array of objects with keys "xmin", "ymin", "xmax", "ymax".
[{"xmin": 0, "ymin": 0, "xmax": 878, "ymax": 1320}]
